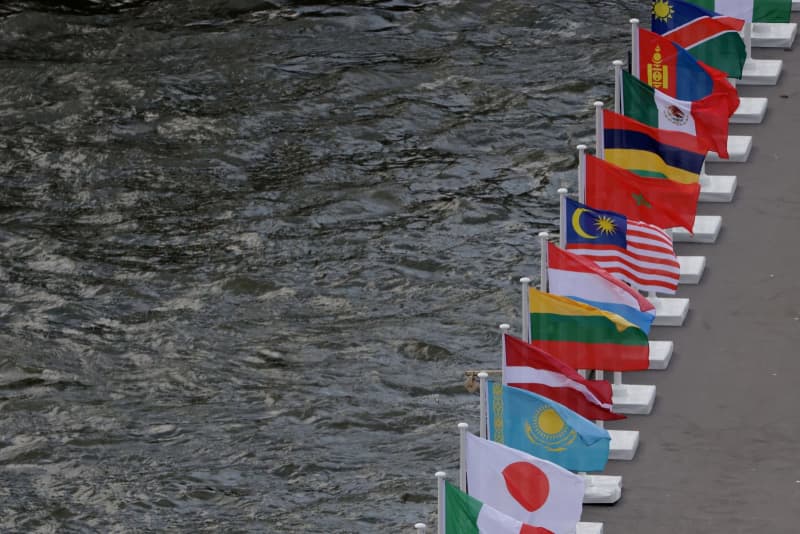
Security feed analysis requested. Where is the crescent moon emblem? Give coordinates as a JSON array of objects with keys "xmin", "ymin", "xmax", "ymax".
[{"xmin": 572, "ymin": 207, "xmax": 598, "ymax": 239}]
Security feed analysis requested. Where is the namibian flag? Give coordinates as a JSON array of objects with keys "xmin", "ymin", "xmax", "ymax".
[
  {"xmin": 651, "ymin": 0, "xmax": 746, "ymax": 79},
  {"xmin": 637, "ymin": 27, "xmax": 739, "ymax": 116},
  {"xmin": 602, "ymin": 109, "xmax": 707, "ymax": 184},
  {"xmin": 528, "ymin": 286, "xmax": 650, "ymax": 372}
]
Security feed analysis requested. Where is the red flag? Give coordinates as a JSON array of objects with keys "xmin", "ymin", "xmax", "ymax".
[
  {"xmin": 585, "ymin": 153, "xmax": 700, "ymax": 233},
  {"xmin": 638, "ymin": 27, "xmax": 739, "ymax": 116},
  {"xmin": 503, "ymin": 333, "xmax": 625, "ymax": 421}
]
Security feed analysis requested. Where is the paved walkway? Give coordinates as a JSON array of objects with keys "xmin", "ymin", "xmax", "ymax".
[{"xmin": 583, "ymin": 26, "xmax": 800, "ymax": 533}]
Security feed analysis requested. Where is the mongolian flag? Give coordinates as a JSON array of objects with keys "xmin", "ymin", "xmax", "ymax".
[
  {"xmin": 651, "ymin": 0, "xmax": 746, "ymax": 79},
  {"xmin": 637, "ymin": 27, "xmax": 739, "ymax": 116}
]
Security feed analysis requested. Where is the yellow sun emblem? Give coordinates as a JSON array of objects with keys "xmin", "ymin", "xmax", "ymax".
[
  {"xmin": 594, "ymin": 216, "xmax": 617, "ymax": 235},
  {"xmin": 652, "ymin": 0, "xmax": 674, "ymax": 22}
]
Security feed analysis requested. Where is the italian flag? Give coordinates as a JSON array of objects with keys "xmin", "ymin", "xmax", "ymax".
[
  {"xmin": 620, "ymin": 69, "xmax": 731, "ymax": 158},
  {"xmin": 444, "ymin": 481, "xmax": 554, "ymax": 534},
  {"xmin": 688, "ymin": 0, "xmax": 791, "ymax": 22}
]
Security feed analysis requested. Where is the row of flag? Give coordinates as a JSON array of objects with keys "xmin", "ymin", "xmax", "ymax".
[{"xmin": 422, "ymin": 0, "xmax": 792, "ymax": 532}]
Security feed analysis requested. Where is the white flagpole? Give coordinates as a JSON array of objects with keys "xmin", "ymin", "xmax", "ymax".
[
  {"xmin": 577, "ymin": 144, "xmax": 587, "ymax": 203},
  {"xmin": 436, "ymin": 471, "xmax": 446, "ymax": 533},
  {"xmin": 613, "ymin": 59, "xmax": 624, "ymax": 113},
  {"xmin": 414, "ymin": 523, "xmax": 427, "ymax": 534},
  {"xmin": 558, "ymin": 187, "xmax": 568, "ymax": 249},
  {"xmin": 630, "ymin": 18, "xmax": 640, "ymax": 78},
  {"xmin": 594, "ymin": 101, "xmax": 604, "ymax": 159},
  {"xmin": 458, "ymin": 422, "xmax": 469, "ymax": 491},
  {"xmin": 520, "ymin": 277, "xmax": 531, "ymax": 343},
  {"xmin": 539, "ymin": 231, "xmax": 549, "ymax": 292},
  {"xmin": 478, "ymin": 371, "xmax": 488, "ymax": 439}
]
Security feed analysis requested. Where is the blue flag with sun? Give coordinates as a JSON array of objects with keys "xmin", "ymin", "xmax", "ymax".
[
  {"xmin": 564, "ymin": 197, "xmax": 628, "ymax": 249},
  {"xmin": 487, "ymin": 381, "xmax": 610, "ymax": 472}
]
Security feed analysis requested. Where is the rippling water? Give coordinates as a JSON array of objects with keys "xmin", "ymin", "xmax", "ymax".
[{"xmin": 1, "ymin": 1, "xmax": 649, "ymax": 531}]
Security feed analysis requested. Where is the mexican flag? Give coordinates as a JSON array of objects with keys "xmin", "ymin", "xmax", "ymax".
[
  {"xmin": 444, "ymin": 481, "xmax": 554, "ymax": 534},
  {"xmin": 620, "ymin": 69, "xmax": 731, "ymax": 158},
  {"xmin": 687, "ymin": 0, "xmax": 791, "ymax": 22}
]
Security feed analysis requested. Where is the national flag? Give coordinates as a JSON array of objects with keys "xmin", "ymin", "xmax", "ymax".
[
  {"xmin": 651, "ymin": 0, "xmax": 746, "ymax": 78},
  {"xmin": 487, "ymin": 381, "xmax": 611, "ymax": 472},
  {"xmin": 444, "ymin": 481, "xmax": 554, "ymax": 534},
  {"xmin": 620, "ymin": 69, "xmax": 731, "ymax": 159},
  {"xmin": 528, "ymin": 286, "xmax": 650, "ymax": 371},
  {"xmin": 585, "ymin": 152, "xmax": 700, "ymax": 233},
  {"xmin": 503, "ymin": 333, "xmax": 625, "ymax": 421},
  {"xmin": 547, "ymin": 241, "xmax": 656, "ymax": 334},
  {"xmin": 464, "ymin": 432, "xmax": 584, "ymax": 534},
  {"xmin": 603, "ymin": 108, "xmax": 707, "ymax": 184},
  {"xmin": 637, "ymin": 27, "xmax": 739, "ymax": 116},
  {"xmin": 564, "ymin": 197, "xmax": 681, "ymax": 295},
  {"xmin": 686, "ymin": 0, "xmax": 791, "ymax": 22}
]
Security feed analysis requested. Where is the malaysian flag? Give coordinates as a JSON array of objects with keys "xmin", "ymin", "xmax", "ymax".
[{"xmin": 563, "ymin": 197, "xmax": 680, "ymax": 295}]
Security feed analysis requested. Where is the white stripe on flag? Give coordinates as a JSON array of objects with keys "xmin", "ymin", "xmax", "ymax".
[{"xmin": 504, "ymin": 366, "xmax": 612, "ymax": 410}]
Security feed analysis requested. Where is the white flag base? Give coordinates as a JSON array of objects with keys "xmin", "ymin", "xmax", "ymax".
[
  {"xmin": 649, "ymin": 296, "xmax": 689, "ymax": 327},
  {"xmin": 577, "ymin": 522, "xmax": 605, "ymax": 534},
  {"xmin": 609, "ymin": 429, "xmax": 639, "ymax": 460},
  {"xmin": 751, "ymin": 22, "xmax": 797, "ymax": 48},
  {"xmin": 649, "ymin": 340, "xmax": 673, "ymax": 370},
  {"xmin": 706, "ymin": 135, "xmax": 752, "ymax": 162},
  {"xmin": 739, "ymin": 58, "xmax": 782, "ymax": 85},
  {"xmin": 731, "ymin": 96, "xmax": 767, "ymax": 124},
  {"xmin": 672, "ymin": 215, "xmax": 722, "ymax": 244},
  {"xmin": 582, "ymin": 474, "xmax": 622, "ymax": 504},
  {"xmin": 678, "ymin": 255, "xmax": 706, "ymax": 284},
  {"xmin": 612, "ymin": 383, "xmax": 656, "ymax": 415},
  {"xmin": 700, "ymin": 172, "xmax": 737, "ymax": 202}
]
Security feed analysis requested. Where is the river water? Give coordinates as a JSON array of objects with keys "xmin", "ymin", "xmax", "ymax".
[{"xmin": 0, "ymin": 1, "xmax": 648, "ymax": 531}]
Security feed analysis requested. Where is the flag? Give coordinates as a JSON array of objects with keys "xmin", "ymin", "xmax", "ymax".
[
  {"xmin": 444, "ymin": 481, "xmax": 554, "ymax": 534},
  {"xmin": 686, "ymin": 0, "xmax": 791, "ymax": 22},
  {"xmin": 528, "ymin": 285, "xmax": 650, "ymax": 371},
  {"xmin": 637, "ymin": 27, "xmax": 739, "ymax": 116},
  {"xmin": 620, "ymin": 69, "xmax": 731, "ymax": 158},
  {"xmin": 651, "ymin": 0, "xmax": 746, "ymax": 78},
  {"xmin": 464, "ymin": 432, "xmax": 584, "ymax": 534},
  {"xmin": 603, "ymin": 108, "xmax": 707, "ymax": 184},
  {"xmin": 487, "ymin": 381, "xmax": 611, "ymax": 472},
  {"xmin": 585, "ymin": 152, "xmax": 700, "ymax": 233},
  {"xmin": 503, "ymin": 333, "xmax": 625, "ymax": 421},
  {"xmin": 564, "ymin": 197, "xmax": 681, "ymax": 295},
  {"xmin": 547, "ymin": 241, "xmax": 656, "ymax": 334}
]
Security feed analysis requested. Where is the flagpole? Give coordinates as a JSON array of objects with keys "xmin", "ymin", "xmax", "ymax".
[
  {"xmin": 630, "ymin": 18, "xmax": 640, "ymax": 78},
  {"xmin": 576, "ymin": 145, "xmax": 587, "ymax": 203},
  {"xmin": 414, "ymin": 524, "xmax": 426, "ymax": 534},
  {"xmin": 458, "ymin": 423, "xmax": 468, "ymax": 491},
  {"xmin": 500, "ymin": 323, "xmax": 510, "ymax": 371},
  {"xmin": 436, "ymin": 471, "xmax": 446, "ymax": 534},
  {"xmin": 558, "ymin": 187, "xmax": 568, "ymax": 249},
  {"xmin": 539, "ymin": 232, "xmax": 549, "ymax": 292},
  {"xmin": 613, "ymin": 59, "xmax": 623, "ymax": 113},
  {"xmin": 594, "ymin": 101, "xmax": 604, "ymax": 160},
  {"xmin": 520, "ymin": 277, "xmax": 531, "ymax": 343},
  {"xmin": 478, "ymin": 371, "xmax": 488, "ymax": 439}
]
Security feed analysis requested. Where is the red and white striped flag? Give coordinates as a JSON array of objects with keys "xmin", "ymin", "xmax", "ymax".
[{"xmin": 564, "ymin": 197, "xmax": 680, "ymax": 295}]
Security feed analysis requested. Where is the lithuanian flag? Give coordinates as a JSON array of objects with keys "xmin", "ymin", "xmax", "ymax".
[{"xmin": 529, "ymin": 287, "xmax": 650, "ymax": 371}]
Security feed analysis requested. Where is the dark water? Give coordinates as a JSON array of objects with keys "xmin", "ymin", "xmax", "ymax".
[{"xmin": 0, "ymin": 1, "xmax": 648, "ymax": 531}]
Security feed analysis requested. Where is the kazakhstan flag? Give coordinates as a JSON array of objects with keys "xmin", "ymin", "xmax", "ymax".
[{"xmin": 488, "ymin": 381, "xmax": 610, "ymax": 472}]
